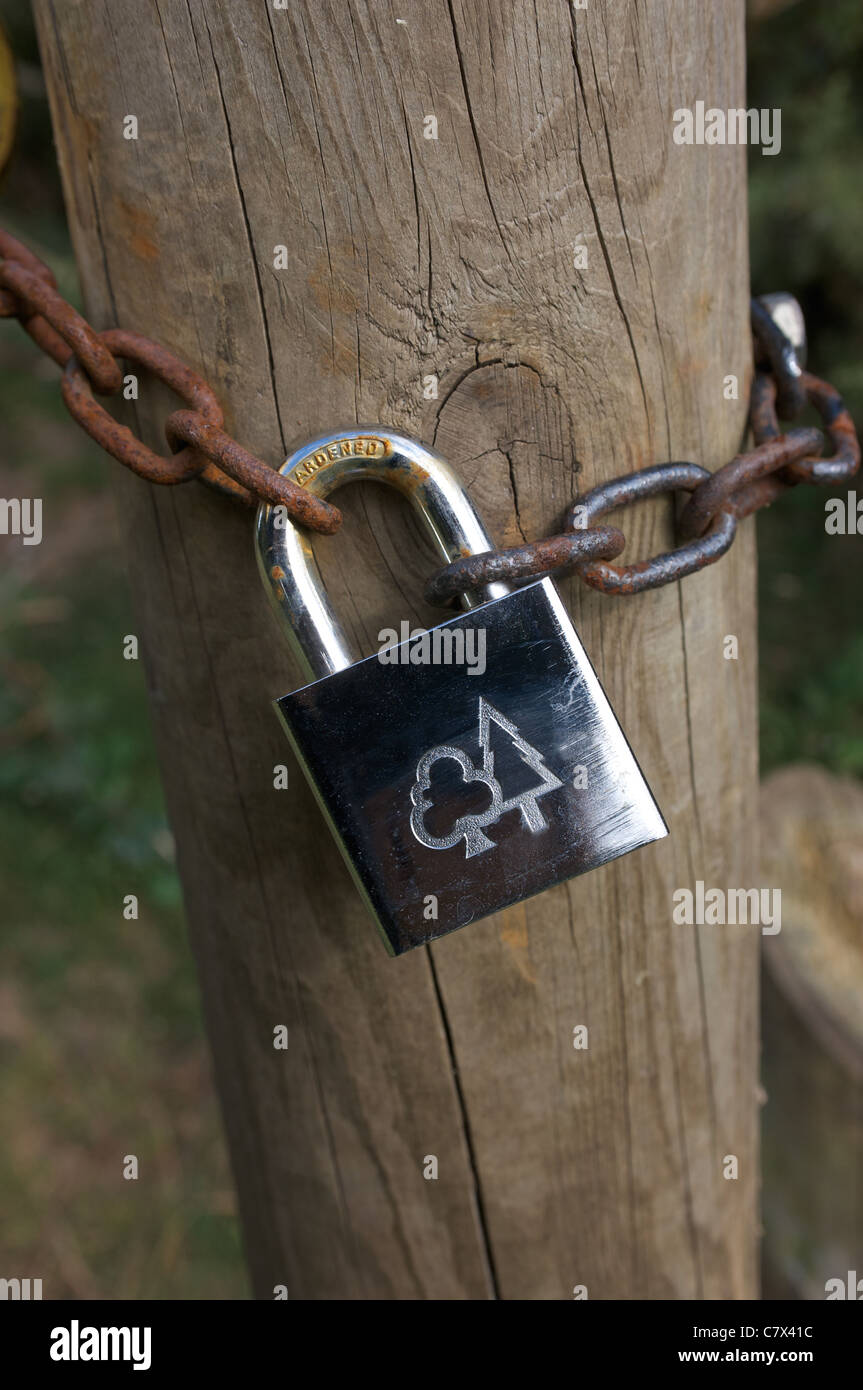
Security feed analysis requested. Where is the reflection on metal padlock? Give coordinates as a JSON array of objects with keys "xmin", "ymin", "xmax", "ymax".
[{"xmin": 256, "ymin": 427, "xmax": 667, "ymax": 956}]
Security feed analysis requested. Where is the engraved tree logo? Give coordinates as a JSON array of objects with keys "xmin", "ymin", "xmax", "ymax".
[
  {"xmin": 410, "ymin": 745, "xmax": 503, "ymax": 858},
  {"xmin": 410, "ymin": 698, "xmax": 563, "ymax": 857},
  {"xmin": 477, "ymin": 697, "xmax": 563, "ymax": 831}
]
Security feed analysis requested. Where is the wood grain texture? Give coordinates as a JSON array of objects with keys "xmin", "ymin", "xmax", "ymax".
[{"xmin": 35, "ymin": 0, "xmax": 758, "ymax": 1298}]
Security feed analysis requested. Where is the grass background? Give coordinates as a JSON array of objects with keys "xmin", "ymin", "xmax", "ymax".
[
  {"xmin": 0, "ymin": 1, "xmax": 246, "ymax": 1298},
  {"xmin": 0, "ymin": 0, "xmax": 860, "ymax": 1298}
]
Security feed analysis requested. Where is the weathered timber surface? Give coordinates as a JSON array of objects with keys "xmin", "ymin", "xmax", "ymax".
[
  {"xmin": 761, "ymin": 766, "xmax": 863, "ymax": 1300},
  {"xmin": 35, "ymin": 0, "xmax": 758, "ymax": 1298}
]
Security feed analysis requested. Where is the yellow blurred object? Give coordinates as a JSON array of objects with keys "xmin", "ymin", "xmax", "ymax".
[{"xmin": 0, "ymin": 22, "xmax": 17, "ymax": 177}]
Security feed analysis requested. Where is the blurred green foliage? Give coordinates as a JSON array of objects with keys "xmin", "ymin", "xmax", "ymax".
[
  {"xmin": 748, "ymin": 0, "xmax": 863, "ymax": 773},
  {"xmin": 0, "ymin": 0, "xmax": 247, "ymax": 1300}
]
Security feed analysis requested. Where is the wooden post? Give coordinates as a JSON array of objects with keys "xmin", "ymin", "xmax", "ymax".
[
  {"xmin": 35, "ymin": 0, "xmax": 758, "ymax": 1299},
  {"xmin": 760, "ymin": 767, "xmax": 863, "ymax": 1299}
]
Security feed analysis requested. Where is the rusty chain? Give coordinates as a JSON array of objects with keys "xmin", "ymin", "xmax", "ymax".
[
  {"xmin": 0, "ymin": 228, "xmax": 341, "ymax": 534},
  {"xmin": 2, "ymin": 228, "xmax": 859, "ymax": 591},
  {"xmin": 426, "ymin": 300, "xmax": 860, "ymax": 603}
]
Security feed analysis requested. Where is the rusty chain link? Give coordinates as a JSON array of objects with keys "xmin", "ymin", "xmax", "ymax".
[
  {"xmin": 2, "ymin": 229, "xmax": 859, "ymax": 585},
  {"xmin": 0, "ymin": 228, "xmax": 341, "ymax": 534},
  {"xmin": 425, "ymin": 297, "xmax": 861, "ymax": 604}
]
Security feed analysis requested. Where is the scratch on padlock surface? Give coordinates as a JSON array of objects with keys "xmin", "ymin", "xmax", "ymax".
[{"xmin": 551, "ymin": 666, "xmax": 587, "ymax": 712}]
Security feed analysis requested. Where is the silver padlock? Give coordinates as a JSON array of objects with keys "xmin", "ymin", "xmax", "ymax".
[{"xmin": 256, "ymin": 427, "xmax": 667, "ymax": 956}]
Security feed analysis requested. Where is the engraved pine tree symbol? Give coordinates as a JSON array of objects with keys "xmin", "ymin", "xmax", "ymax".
[
  {"xmin": 477, "ymin": 697, "xmax": 563, "ymax": 832},
  {"xmin": 410, "ymin": 698, "xmax": 563, "ymax": 857}
]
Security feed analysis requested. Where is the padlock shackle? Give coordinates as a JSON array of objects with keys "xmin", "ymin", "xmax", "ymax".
[{"xmin": 255, "ymin": 427, "xmax": 508, "ymax": 683}]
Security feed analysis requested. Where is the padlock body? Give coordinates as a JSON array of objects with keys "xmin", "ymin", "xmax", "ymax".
[{"xmin": 275, "ymin": 578, "xmax": 666, "ymax": 956}]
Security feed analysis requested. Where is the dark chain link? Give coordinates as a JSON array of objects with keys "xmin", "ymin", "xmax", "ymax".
[
  {"xmin": 2, "ymin": 229, "xmax": 859, "ymax": 576},
  {"xmin": 425, "ymin": 298, "xmax": 860, "ymax": 604},
  {"xmin": 0, "ymin": 228, "xmax": 341, "ymax": 533}
]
